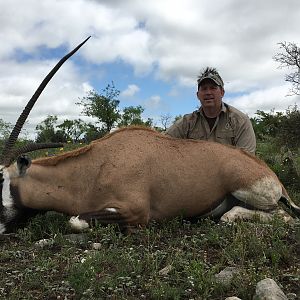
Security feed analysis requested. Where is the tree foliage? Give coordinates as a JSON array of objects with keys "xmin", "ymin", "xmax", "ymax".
[
  {"xmin": 118, "ymin": 105, "xmax": 152, "ymax": 128},
  {"xmin": 36, "ymin": 115, "xmax": 66, "ymax": 143},
  {"xmin": 251, "ymin": 105, "xmax": 300, "ymax": 191},
  {"xmin": 77, "ymin": 83, "xmax": 121, "ymax": 134},
  {"xmin": 251, "ymin": 109, "xmax": 283, "ymax": 139},
  {"xmin": 0, "ymin": 119, "xmax": 13, "ymax": 139},
  {"xmin": 57, "ymin": 119, "xmax": 87, "ymax": 142},
  {"xmin": 35, "ymin": 84, "xmax": 153, "ymax": 143},
  {"xmin": 77, "ymin": 83, "xmax": 153, "ymax": 136},
  {"xmin": 252, "ymin": 104, "xmax": 300, "ymax": 149},
  {"xmin": 273, "ymin": 41, "xmax": 300, "ymax": 95},
  {"xmin": 276, "ymin": 105, "xmax": 300, "ymax": 149}
]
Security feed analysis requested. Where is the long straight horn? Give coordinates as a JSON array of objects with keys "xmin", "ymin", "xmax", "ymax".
[{"xmin": 0, "ymin": 36, "xmax": 91, "ymax": 165}]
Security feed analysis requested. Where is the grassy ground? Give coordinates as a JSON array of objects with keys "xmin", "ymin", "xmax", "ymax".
[{"xmin": 0, "ymin": 212, "xmax": 299, "ymax": 299}]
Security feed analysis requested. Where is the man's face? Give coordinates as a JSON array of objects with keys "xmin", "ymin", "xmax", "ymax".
[{"xmin": 196, "ymin": 79, "xmax": 224, "ymax": 111}]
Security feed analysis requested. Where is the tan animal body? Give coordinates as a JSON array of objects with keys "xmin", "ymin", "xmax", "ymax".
[{"xmin": 0, "ymin": 38, "xmax": 299, "ymax": 234}]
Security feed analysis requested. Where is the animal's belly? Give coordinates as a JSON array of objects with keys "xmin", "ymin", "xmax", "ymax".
[{"xmin": 149, "ymin": 193, "xmax": 226, "ymax": 221}]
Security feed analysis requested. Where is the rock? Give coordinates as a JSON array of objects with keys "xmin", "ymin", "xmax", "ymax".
[
  {"xmin": 215, "ymin": 267, "xmax": 240, "ymax": 286},
  {"xmin": 158, "ymin": 264, "xmax": 173, "ymax": 276},
  {"xmin": 253, "ymin": 278, "xmax": 288, "ymax": 300},
  {"xmin": 91, "ymin": 242, "xmax": 102, "ymax": 250},
  {"xmin": 63, "ymin": 233, "xmax": 89, "ymax": 243},
  {"xmin": 286, "ymin": 293, "xmax": 297, "ymax": 300},
  {"xmin": 225, "ymin": 297, "xmax": 242, "ymax": 300},
  {"xmin": 35, "ymin": 238, "xmax": 54, "ymax": 247}
]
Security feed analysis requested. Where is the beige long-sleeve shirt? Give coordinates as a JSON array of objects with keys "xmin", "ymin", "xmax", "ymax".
[{"xmin": 166, "ymin": 103, "xmax": 256, "ymax": 154}]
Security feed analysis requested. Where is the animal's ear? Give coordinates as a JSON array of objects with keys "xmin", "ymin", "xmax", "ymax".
[{"xmin": 17, "ymin": 155, "xmax": 32, "ymax": 176}]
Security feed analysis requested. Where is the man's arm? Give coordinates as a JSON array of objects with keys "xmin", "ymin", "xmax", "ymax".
[
  {"xmin": 165, "ymin": 117, "xmax": 187, "ymax": 138},
  {"xmin": 235, "ymin": 117, "xmax": 256, "ymax": 154}
]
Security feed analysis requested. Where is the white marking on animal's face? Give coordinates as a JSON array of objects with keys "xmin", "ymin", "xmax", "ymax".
[
  {"xmin": 2, "ymin": 169, "xmax": 13, "ymax": 208},
  {"xmin": 1, "ymin": 168, "xmax": 17, "ymax": 220},
  {"xmin": 69, "ymin": 216, "xmax": 89, "ymax": 232},
  {"xmin": 232, "ymin": 176, "xmax": 281, "ymax": 210}
]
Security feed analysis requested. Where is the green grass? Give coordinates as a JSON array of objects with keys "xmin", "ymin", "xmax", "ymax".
[{"xmin": 0, "ymin": 214, "xmax": 299, "ymax": 299}]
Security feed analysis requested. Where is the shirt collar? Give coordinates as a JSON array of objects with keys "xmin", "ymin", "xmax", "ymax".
[{"xmin": 198, "ymin": 102, "xmax": 227, "ymax": 116}]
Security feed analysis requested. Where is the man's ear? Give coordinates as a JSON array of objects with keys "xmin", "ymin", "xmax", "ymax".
[
  {"xmin": 221, "ymin": 87, "xmax": 225, "ymax": 97},
  {"xmin": 17, "ymin": 155, "xmax": 32, "ymax": 176}
]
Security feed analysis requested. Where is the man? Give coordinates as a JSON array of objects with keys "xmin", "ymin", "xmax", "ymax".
[{"xmin": 166, "ymin": 67, "xmax": 256, "ymax": 154}]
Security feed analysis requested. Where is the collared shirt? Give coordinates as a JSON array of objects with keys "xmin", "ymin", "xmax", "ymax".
[{"xmin": 166, "ymin": 103, "xmax": 256, "ymax": 154}]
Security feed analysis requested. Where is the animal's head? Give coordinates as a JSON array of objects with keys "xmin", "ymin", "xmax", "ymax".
[
  {"xmin": 0, "ymin": 37, "xmax": 90, "ymax": 234},
  {"xmin": 0, "ymin": 156, "xmax": 35, "ymax": 233}
]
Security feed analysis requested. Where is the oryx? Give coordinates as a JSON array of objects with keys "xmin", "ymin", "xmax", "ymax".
[{"xmin": 0, "ymin": 38, "xmax": 299, "ymax": 234}]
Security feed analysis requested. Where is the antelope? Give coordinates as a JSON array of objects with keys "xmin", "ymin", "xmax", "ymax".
[{"xmin": 0, "ymin": 38, "xmax": 299, "ymax": 234}]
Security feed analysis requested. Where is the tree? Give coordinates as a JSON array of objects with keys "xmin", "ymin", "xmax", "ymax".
[
  {"xmin": 251, "ymin": 109, "xmax": 283, "ymax": 140},
  {"xmin": 57, "ymin": 119, "xmax": 87, "ymax": 142},
  {"xmin": 276, "ymin": 104, "xmax": 300, "ymax": 149},
  {"xmin": 251, "ymin": 105, "xmax": 300, "ymax": 149},
  {"xmin": 36, "ymin": 115, "xmax": 66, "ymax": 143},
  {"xmin": 82, "ymin": 123, "xmax": 104, "ymax": 143},
  {"xmin": 0, "ymin": 118, "xmax": 13, "ymax": 153},
  {"xmin": 273, "ymin": 41, "xmax": 300, "ymax": 95},
  {"xmin": 77, "ymin": 83, "xmax": 121, "ymax": 134},
  {"xmin": 0, "ymin": 118, "xmax": 13, "ymax": 140},
  {"xmin": 160, "ymin": 113, "xmax": 172, "ymax": 131},
  {"xmin": 118, "ymin": 105, "xmax": 152, "ymax": 128}
]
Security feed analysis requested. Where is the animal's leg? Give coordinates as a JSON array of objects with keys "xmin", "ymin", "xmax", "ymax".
[
  {"xmin": 229, "ymin": 177, "xmax": 299, "ymax": 222},
  {"xmin": 69, "ymin": 192, "xmax": 150, "ymax": 233},
  {"xmin": 231, "ymin": 176, "xmax": 282, "ymax": 211},
  {"xmin": 220, "ymin": 206, "xmax": 294, "ymax": 223},
  {"xmin": 79, "ymin": 207, "xmax": 126, "ymax": 225},
  {"xmin": 69, "ymin": 207, "xmax": 126, "ymax": 232}
]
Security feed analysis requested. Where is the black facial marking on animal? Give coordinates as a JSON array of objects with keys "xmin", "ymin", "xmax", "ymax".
[
  {"xmin": 0, "ymin": 171, "xmax": 4, "ymax": 212},
  {"xmin": 0, "ymin": 174, "xmax": 6, "ymax": 227},
  {"xmin": 0, "ymin": 182, "xmax": 39, "ymax": 233},
  {"xmin": 0, "ymin": 172, "xmax": 4, "ymax": 184}
]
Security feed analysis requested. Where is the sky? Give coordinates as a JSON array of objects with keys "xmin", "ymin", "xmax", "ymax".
[{"xmin": 0, "ymin": 0, "xmax": 300, "ymax": 139}]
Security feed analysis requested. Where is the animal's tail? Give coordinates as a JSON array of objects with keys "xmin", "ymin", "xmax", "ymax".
[{"xmin": 279, "ymin": 186, "xmax": 300, "ymax": 217}]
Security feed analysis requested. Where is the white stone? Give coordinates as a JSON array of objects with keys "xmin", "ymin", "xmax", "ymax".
[
  {"xmin": 92, "ymin": 242, "xmax": 102, "ymax": 250},
  {"xmin": 215, "ymin": 267, "xmax": 240, "ymax": 286},
  {"xmin": 254, "ymin": 278, "xmax": 288, "ymax": 300},
  {"xmin": 35, "ymin": 238, "xmax": 54, "ymax": 247}
]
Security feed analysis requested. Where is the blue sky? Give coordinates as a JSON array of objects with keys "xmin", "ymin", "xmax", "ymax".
[{"xmin": 0, "ymin": 0, "xmax": 299, "ymax": 138}]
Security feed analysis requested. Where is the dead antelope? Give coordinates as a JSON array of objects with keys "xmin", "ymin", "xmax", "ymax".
[{"xmin": 0, "ymin": 39, "xmax": 299, "ymax": 234}]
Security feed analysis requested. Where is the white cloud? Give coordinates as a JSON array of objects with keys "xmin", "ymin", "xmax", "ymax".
[
  {"xmin": 144, "ymin": 95, "xmax": 162, "ymax": 110},
  {"xmin": 120, "ymin": 84, "xmax": 140, "ymax": 98},
  {"xmin": 227, "ymin": 84, "xmax": 300, "ymax": 117},
  {"xmin": 0, "ymin": 57, "xmax": 91, "ymax": 138}
]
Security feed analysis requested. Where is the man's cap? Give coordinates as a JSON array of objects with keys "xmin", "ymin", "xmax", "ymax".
[{"xmin": 197, "ymin": 67, "xmax": 224, "ymax": 88}]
